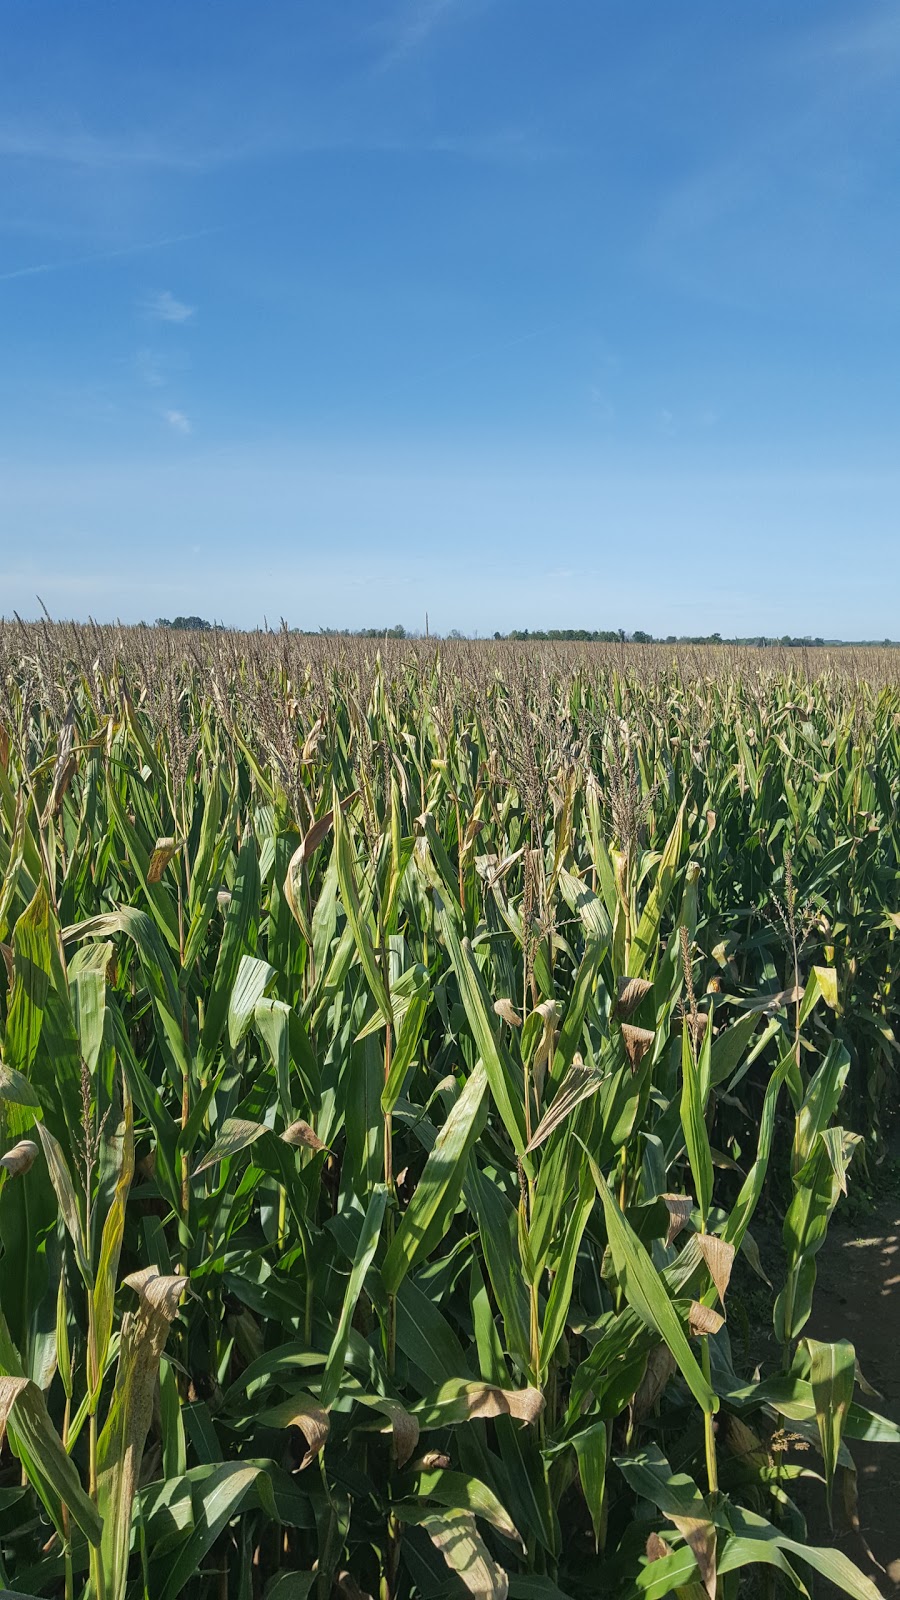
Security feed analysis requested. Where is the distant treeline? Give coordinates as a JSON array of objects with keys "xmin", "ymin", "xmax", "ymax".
[{"xmin": 154, "ymin": 618, "xmax": 899, "ymax": 647}]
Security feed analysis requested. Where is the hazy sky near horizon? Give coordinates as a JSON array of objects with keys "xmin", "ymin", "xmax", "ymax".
[{"xmin": 2, "ymin": 1, "xmax": 899, "ymax": 635}]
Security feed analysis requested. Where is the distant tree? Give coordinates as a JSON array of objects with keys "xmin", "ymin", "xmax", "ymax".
[
  {"xmin": 631, "ymin": 629, "xmax": 653, "ymax": 643},
  {"xmin": 156, "ymin": 615, "xmax": 212, "ymax": 631}
]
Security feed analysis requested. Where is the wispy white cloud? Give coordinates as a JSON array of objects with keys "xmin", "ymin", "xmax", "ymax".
[
  {"xmin": 426, "ymin": 127, "xmax": 557, "ymax": 163},
  {"xmin": 373, "ymin": 0, "xmax": 476, "ymax": 71},
  {"xmin": 136, "ymin": 349, "xmax": 166, "ymax": 388},
  {"xmin": 0, "ymin": 229, "xmax": 217, "ymax": 286},
  {"xmin": 0, "ymin": 122, "xmax": 220, "ymax": 173},
  {"xmin": 799, "ymin": 6, "xmax": 900, "ymax": 81},
  {"xmin": 163, "ymin": 409, "xmax": 191, "ymax": 435},
  {"xmin": 144, "ymin": 289, "xmax": 195, "ymax": 323}
]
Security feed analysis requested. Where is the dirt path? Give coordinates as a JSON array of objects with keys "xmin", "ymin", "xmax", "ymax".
[{"xmin": 803, "ymin": 1183, "xmax": 900, "ymax": 1592}]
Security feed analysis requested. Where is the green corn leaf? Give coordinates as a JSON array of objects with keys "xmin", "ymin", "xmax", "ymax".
[
  {"xmin": 254, "ymin": 995, "xmax": 293, "ymax": 1119},
  {"xmin": 538, "ymin": 1168, "xmax": 594, "ymax": 1374},
  {"xmin": 96, "ymin": 1269, "xmax": 188, "ymax": 1600},
  {"xmin": 798, "ymin": 965, "xmax": 839, "ymax": 1026},
  {"xmin": 775, "ymin": 1132, "xmax": 859, "ymax": 1343},
  {"xmin": 679, "ymin": 1023, "xmax": 713, "ymax": 1231},
  {"xmin": 584, "ymin": 1150, "xmax": 716, "ymax": 1414},
  {"xmin": 112, "ymin": 1002, "xmax": 181, "ymax": 1217},
  {"xmin": 200, "ymin": 827, "xmax": 261, "ymax": 1062},
  {"xmin": 723, "ymin": 1055, "xmax": 787, "ymax": 1251},
  {"xmin": 321, "ymin": 1184, "xmax": 388, "ymax": 1407},
  {"xmin": 572, "ymin": 1418, "xmax": 607, "ymax": 1551},
  {"xmin": 708, "ymin": 1010, "xmax": 761, "ymax": 1088},
  {"xmin": 794, "ymin": 1040, "xmax": 850, "ymax": 1173},
  {"xmin": 716, "ymin": 1536, "xmax": 808, "ymax": 1593},
  {"xmin": 548, "ymin": 933, "xmax": 605, "ymax": 1084},
  {"xmin": 70, "ymin": 965, "xmax": 107, "ymax": 1080},
  {"xmin": 34, "ymin": 1121, "xmax": 91, "ymax": 1285},
  {"xmin": 417, "ymin": 1507, "xmax": 509, "ymax": 1598},
  {"xmin": 558, "ymin": 867, "xmax": 613, "ymax": 945},
  {"xmin": 193, "ymin": 1116, "xmax": 268, "ymax": 1175},
  {"xmin": 0, "ymin": 1063, "xmax": 41, "ymax": 1110},
  {"xmin": 627, "ymin": 803, "xmax": 685, "ymax": 979},
  {"xmin": 227, "ymin": 953, "xmax": 275, "ymax": 1048},
  {"xmin": 154, "ymin": 1463, "xmax": 265, "ymax": 1600},
  {"xmin": 467, "ymin": 1165, "xmax": 532, "ymax": 1370},
  {"xmin": 615, "ymin": 1445, "xmax": 716, "ymax": 1600},
  {"xmin": 633, "ymin": 1545, "xmax": 701, "ymax": 1600},
  {"xmin": 383, "ymin": 1066, "xmax": 486, "ymax": 1294},
  {"xmin": 105, "ymin": 778, "xmax": 181, "ymax": 951},
  {"xmin": 63, "ymin": 908, "xmax": 190, "ymax": 1087},
  {"xmin": 395, "ymin": 1277, "xmax": 472, "ymax": 1385},
  {"xmin": 382, "ymin": 972, "xmax": 430, "ymax": 1113},
  {"xmin": 91, "ymin": 1075, "xmax": 134, "ymax": 1400},
  {"xmin": 726, "ymin": 1505, "xmax": 882, "ymax": 1600},
  {"xmin": 804, "ymin": 1336, "xmax": 856, "ymax": 1521},
  {"xmin": 0, "ymin": 1375, "xmax": 102, "ymax": 1547},
  {"xmin": 5, "ymin": 885, "xmax": 51, "ymax": 1077},
  {"xmin": 435, "ymin": 895, "xmax": 527, "ymax": 1158},
  {"xmin": 332, "ymin": 788, "xmax": 392, "ymax": 1026},
  {"xmin": 400, "ymin": 1467, "xmax": 524, "ymax": 1550}
]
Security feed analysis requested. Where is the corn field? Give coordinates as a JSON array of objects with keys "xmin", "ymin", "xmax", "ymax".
[{"xmin": 0, "ymin": 623, "xmax": 898, "ymax": 1600}]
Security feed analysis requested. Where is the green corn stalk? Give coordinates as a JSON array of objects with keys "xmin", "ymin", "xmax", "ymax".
[{"xmin": 0, "ymin": 626, "xmax": 895, "ymax": 1600}]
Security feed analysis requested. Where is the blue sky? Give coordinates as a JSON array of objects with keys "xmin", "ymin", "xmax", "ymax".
[{"xmin": 1, "ymin": 0, "xmax": 899, "ymax": 635}]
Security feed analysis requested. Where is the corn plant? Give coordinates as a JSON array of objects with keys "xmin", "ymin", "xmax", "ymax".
[{"xmin": 0, "ymin": 625, "xmax": 897, "ymax": 1599}]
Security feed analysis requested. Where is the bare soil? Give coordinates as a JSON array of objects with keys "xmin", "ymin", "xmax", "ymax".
[{"xmin": 802, "ymin": 1181, "xmax": 900, "ymax": 1593}]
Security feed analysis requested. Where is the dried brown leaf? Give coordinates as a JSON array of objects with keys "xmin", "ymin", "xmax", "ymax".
[
  {"xmin": 358, "ymin": 1395, "xmax": 420, "ymax": 1469},
  {"xmin": 615, "ymin": 976, "xmax": 653, "ymax": 1019},
  {"xmin": 147, "ymin": 837, "xmax": 181, "ymax": 883},
  {"xmin": 421, "ymin": 1509, "xmax": 509, "ymax": 1599},
  {"xmin": 0, "ymin": 1376, "xmax": 27, "ymax": 1448},
  {"xmin": 443, "ymin": 1382, "xmax": 545, "ymax": 1424},
  {"xmin": 669, "ymin": 1514, "xmax": 716, "ymax": 1600},
  {"xmin": 301, "ymin": 715, "xmax": 325, "ymax": 763},
  {"xmin": 646, "ymin": 1531, "xmax": 672, "ymax": 1562},
  {"xmin": 696, "ymin": 1234, "xmax": 735, "ymax": 1306},
  {"xmin": 661, "ymin": 1193, "xmax": 693, "ymax": 1246},
  {"xmin": 493, "ymin": 998, "xmax": 522, "ymax": 1028},
  {"xmin": 621, "ymin": 1024, "xmax": 655, "ymax": 1072},
  {"xmin": 632, "ymin": 1343, "xmax": 677, "ymax": 1420},
  {"xmin": 0, "ymin": 1138, "xmax": 38, "ymax": 1176},
  {"xmin": 739, "ymin": 985, "xmax": 803, "ymax": 1015},
  {"xmin": 687, "ymin": 1301, "xmax": 725, "ymax": 1337},
  {"xmin": 281, "ymin": 1119, "xmax": 329, "ymax": 1153},
  {"xmin": 284, "ymin": 791, "xmax": 360, "ymax": 929},
  {"xmin": 722, "ymin": 1413, "xmax": 768, "ymax": 1469},
  {"xmin": 95, "ymin": 1270, "xmax": 189, "ymax": 1598},
  {"xmin": 262, "ymin": 1392, "xmax": 330, "ymax": 1469}
]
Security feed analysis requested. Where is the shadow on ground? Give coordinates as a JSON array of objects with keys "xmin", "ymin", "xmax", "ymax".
[{"xmin": 803, "ymin": 1187, "xmax": 900, "ymax": 1592}]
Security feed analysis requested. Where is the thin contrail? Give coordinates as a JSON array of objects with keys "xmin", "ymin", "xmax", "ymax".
[{"xmin": 0, "ymin": 226, "xmax": 222, "ymax": 284}]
